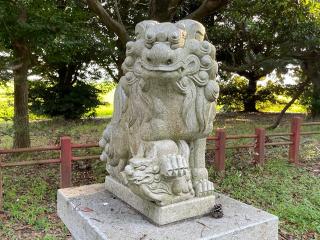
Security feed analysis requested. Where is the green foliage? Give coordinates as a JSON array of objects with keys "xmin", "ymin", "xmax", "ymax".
[
  {"xmin": 0, "ymin": 51, "xmax": 12, "ymax": 81},
  {"xmin": 0, "ymin": 0, "xmax": 58, "ymax": 48},
  {"xmin": 0, "ymin": 0, "xmax": 319, "ymax": 120},
  {"xmin": 218, "ymin": 76, "xmax": 248, "ymax": 111},
  {"xmin": 1, "ymin": 167, "xmax": 66, "ymax": 239},
  {"xmin": 300, "ymin": 83, "xmax": 320, "ymax": 119},
  {"xmin": 257, "ymin": 98, "xmax": 307, "ymax": 113},
  {"xmin": 0, "ymin": 0, "xmax": 120, "ymax": 121},
  {"xmin": 0, "ymin": 82, "xmax": 14, "ymax": 121},
  {"xmin": 213, "ymin": 159, "xmax": 320, "ymax": 237},
  {"xmin": 207, "ymin": 0, "xmax": 299, "ymax": 69},
  {"xmin": 0, "ymin": 82, "xmax": 115, "ymax": 123},
  {"xmin": 205, "ymin": 0, "xmax": 319, "ymax": 112},
  {"xmin": 95, "ymin": 81, "xmax": 116, "ymax": 94},
  {"xmin": 218, "ymin": 76, "xmax": 286, "ymax": 112},
  {"xmin": 29, "ymin": 81, "xmax": 101, "ymax": 119},
  {"xmin": 311, "ymin": 91, "xmax": 320, "ymax": 118}
]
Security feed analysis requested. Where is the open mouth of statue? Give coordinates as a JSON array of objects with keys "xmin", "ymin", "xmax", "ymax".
[{"xmin": 141, "ymin": 61, "xmax": 184, "ymax": 73}]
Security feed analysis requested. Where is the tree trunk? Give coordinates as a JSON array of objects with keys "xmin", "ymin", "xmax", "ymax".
[
  {"xmin": 12, "ymin": 40, "xmax": 31, "ymax": 148},
  {"xmin": 57, "ymin": 64, "xmax": 77, "ymax": 93},
  {"xmin": 114, "ymin": 40, "xmax": 125, "ymax": 82},
  {"xmin": 303, "ymin": 59, "xmax": 320, "ymax": 119},
  {"xmin": 311, "ymin": 81, "xmax": 320, "ymax": 119},
  {"xmin": 310, "ymin": 65, "xmax": 320, "ymax": 120},
  {"xmin": 268, "ymin": 79, "xmax": 310, "ymax": 129},
  {"xmin": 149, "ymin": 0, "xmax": 183, "ymax": 22},
  {"xmin": 243, "ymin": 77, "xmax": 258, "ymax": 112},
  {"xmin": 184, "ymin": 0, "xmax": 229, "ymax": 21}
]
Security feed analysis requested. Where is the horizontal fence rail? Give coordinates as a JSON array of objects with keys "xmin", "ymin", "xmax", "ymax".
[
  {"xmin": 0, "ymin": 146, "xmax": 61, "ymax": 154},
  {"xmin": 0, "ymin": 117, "xmax": 319, "ymax": 210},
  {"xmin": 0, "ymin": 137, "xmax": 100, "ymax": 210},
  {"xmin": 301, "ymin": 122, "xmax": 320, "ymax": 126}
]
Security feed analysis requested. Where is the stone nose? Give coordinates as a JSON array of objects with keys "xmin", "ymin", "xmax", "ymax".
[{"xmin": 145, "ymin": 43, "xmax": 174, "ymax": 66}]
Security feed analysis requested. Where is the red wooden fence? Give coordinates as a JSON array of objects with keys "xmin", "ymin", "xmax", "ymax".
[
  {"xmin": 0, "ymin": 138, "xmax": 100, "ymax": 209},
  {"xmin": 0, "ymin": 116, "xmax": 319, "ymax": 209},
  {"xmin": 209, "ymin": 117, "xmax": 320, "ymax": 173}
]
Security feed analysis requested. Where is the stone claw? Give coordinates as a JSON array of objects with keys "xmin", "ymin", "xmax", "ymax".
[
  {"xmin": 194, "ymin": 180, "xmax": 214, "ymax": 197},
  {"xmin": 160, "ymin": 154, "xmax": 189, "ymax": 177}
]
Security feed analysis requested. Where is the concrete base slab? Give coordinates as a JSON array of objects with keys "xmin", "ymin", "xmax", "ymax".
[
  {"xmin": 57, "ymin": 184, "xmax": 279, "ymax": 240},
  {"xmin": 105, "ymin": 176, "xmax": 215, "ymax": 225}
]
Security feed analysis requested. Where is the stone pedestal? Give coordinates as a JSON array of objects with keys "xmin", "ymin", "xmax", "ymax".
[
  {"xmin": 105, "ymin": 176, "xmax": 215, "ymax": 225},
  {"xmin": 57, "ymin": 184, "xmax": 279, "ymax": 240}
]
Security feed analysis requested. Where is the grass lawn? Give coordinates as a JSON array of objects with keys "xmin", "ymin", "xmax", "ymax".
[
  {"xmin": 0, "ymin": 81, "xmax": 309, "ymax": 124},
  {"xmin": 0, "ymin": 113, "xmax": 319, "ymax": 239},
  {"xmin": 211, "ymin": 160, "xmax": 320, "ymax": 239},
  {"xmin": 0, "ymin": 82, "xmax": 115, "ymax": 123}
]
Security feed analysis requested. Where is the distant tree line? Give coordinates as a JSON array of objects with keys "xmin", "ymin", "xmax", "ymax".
[{"xmin": 0, "ymin": 0, "xmax": 319, "ymax": 147}]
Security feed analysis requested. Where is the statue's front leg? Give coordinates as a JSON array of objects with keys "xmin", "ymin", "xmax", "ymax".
[{"xmin": 189, "ymin": 138, "xmax": 214, "ymax": 197}]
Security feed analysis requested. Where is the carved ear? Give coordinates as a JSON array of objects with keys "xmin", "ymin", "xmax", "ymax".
[
  {"xmin": 184, "ymin": 55, "xmax": 200, "ymax": 76},
  {"xmin": 175, "ymin": 20, "xmax": 205, "ymax": 40},
  {"xmin": 135, "ymin": 20, "xmax": 158, "ymax": 39}
]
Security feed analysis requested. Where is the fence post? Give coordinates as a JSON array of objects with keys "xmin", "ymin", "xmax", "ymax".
[
  {"xmin": 215, "ymin": 129, "xmax": 226, "ymax": 174},
  {"xmin": 289, "ymin": 117, "xmax": 302, "ymax": 164},
  {"xmin": 60, "ymin": 136, "xmax": 72, "ymax": 188},
  {"xmin": 254, "ymin": 128, "xmax": 266, "ymax": 165}
]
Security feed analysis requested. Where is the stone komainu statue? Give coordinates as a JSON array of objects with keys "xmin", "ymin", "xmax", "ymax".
[{"xmin": 99, "ymin": 20, "xmax": 219, "ymax": 206}]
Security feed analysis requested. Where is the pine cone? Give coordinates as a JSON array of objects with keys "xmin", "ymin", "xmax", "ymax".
[{"xmin": 211, "ymin": 204, "xmax": 223, "ymax": 219}]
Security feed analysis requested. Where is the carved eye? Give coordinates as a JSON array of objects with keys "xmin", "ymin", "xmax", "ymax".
[
  {"xmin": 167, "ymin": 59, "xmax": 172, "ymax": 65},
  {"xmin": 147, "ymin": 57, "xmax": 152, "ymax": 62},
  {"xmin": 137, "ymin": 165, "xmax": 146, "ymax": 171},
  {"xmin": 195, "ymin": 30, "xmax": 205, "ymax": 41}
]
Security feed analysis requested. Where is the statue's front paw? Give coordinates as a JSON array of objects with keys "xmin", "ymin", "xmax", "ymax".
[
  {"xmin": 160, "ymin": 154, "xmax": 189, "ymax": 177},
  {"xmin": 194, "ymin": 180, "xmax": 214, "ymax": 197}
]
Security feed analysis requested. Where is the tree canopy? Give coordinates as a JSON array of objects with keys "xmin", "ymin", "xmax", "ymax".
[
  {"xmin": 0, "ymin": 0, "xmax": 319, "ymax": 147},
  {"xmin": 83, "ymin": 0, "xmax": 319, "ymax": 115}
]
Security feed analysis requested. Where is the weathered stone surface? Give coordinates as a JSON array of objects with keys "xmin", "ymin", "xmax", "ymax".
[
  {"xmin": 57, "ymin": 184, "xmax": 279, "ymax": 240},
  {"xmin": 105, "ymin": 175, "xmax": 215, "ymax": 225},
  {"xmin": 99, "ymin": 20, "xmax": 219, "ymax": 207}
]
